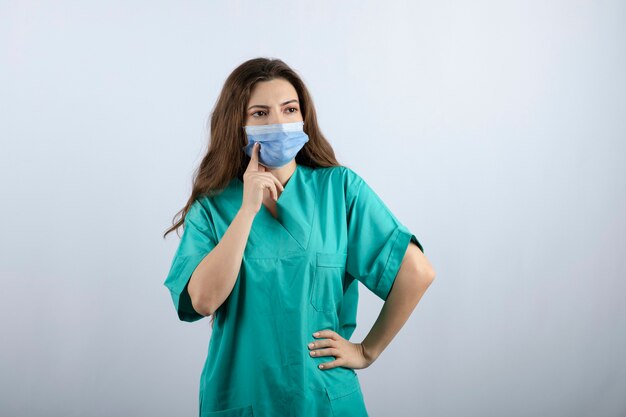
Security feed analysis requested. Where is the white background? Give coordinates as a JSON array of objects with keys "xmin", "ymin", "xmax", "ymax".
[{"xmin": 1, "ymin": 1, "xmax": 625, "ymax": 416}]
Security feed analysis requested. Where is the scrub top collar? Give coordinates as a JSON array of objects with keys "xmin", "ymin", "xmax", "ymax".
[{"xmin": 230, "ymin": 164, "xmax": 317, "ymax": 252}]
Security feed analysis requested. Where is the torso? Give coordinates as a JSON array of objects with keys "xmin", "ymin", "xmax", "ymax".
[{"xmin": 190, "ymin": 165, "xmax": 372, "ymax": 415}]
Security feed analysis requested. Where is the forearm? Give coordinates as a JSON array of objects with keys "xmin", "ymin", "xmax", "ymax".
[
  {"xmin": 361, "ymin": 243, "xmax": 435, "ymax": 362},
  {"xmin": 188, "ymin": 207, "xmax": 256, "ymax": 315}
]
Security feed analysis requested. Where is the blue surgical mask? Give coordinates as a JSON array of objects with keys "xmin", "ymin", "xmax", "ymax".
[{"xmin": 242, "ymin": 121, "xmax": 309, "ymax": 168}]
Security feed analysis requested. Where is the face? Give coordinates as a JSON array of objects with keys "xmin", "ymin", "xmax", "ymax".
[{"xmin": 245, "ymin": 78, "xmax": 303, "ymax": 127}]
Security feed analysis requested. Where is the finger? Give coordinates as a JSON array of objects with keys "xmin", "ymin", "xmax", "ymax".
[
  {"xmin": 264, "ymin": 173, "xmax": 285, "ymax": 194},
  {"xmin": 269, "ymin": 182, "xmax": 278, "ymax": 201},
  {"xmin": 257, "ymin": 172, "xmax": 284, "ymax": 195},
  {"xmin": 317, "ymin": 359, "xmax": 343, "ymax": 370},
  {"xmin": 257, "ymin": 144, "xmax": 266, "ymax": 171},
  {"xmin": 309, "ymin": 347, "xmax": 339, "ymax": 358},
  {"xmin": 246, "ymin": 142, "xmax": 259, "ymax": 172},
  {"xmin": 313, "ymin": 330, "xmax": 338, "ymax": 340},
  {"xmin": 308, "ymin": 339, "xmax": 334, "ymax": 350},
  {"xmin": 257, "ymin": 177, "xmax": 278, "ymax": 201}
]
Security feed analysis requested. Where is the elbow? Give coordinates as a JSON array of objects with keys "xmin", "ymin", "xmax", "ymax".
[
  {"xmin": 423, "ymin": 268, "xmax": 436, "ymax": 285},
  {"xmin": 415, "ymin": 266, "xmax": 435, "ymax": 290},
  {"xmin": 192, "ymin": 299, "xmax": 212, "ymax": 317},
  {"xmin": 188, "ymin": 283, "xmax": 214, "ymax": 317},
  {"xmin": 190, "ymin": 292, "xmax": 216, "ymax": 317},
  {"xmin": 405, "ymin": 242, "xmax": 435, "ymax": 287},
  {"xmin": 425, "ymin": 267, "xmax": 436, "ymax": 282}
]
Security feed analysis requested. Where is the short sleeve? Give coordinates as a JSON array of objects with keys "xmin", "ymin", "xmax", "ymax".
[
  {"xmin": 163, "ymin": 199, "xmax": 218, "ymax": 322},
  {"xmin": 344, "ymin": 168, "xmax": 424, "ymax": 301}
]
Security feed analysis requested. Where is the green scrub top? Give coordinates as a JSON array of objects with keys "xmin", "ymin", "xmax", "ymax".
[{"xmin": 164, "ymin": 164, "xmax": 423, "ymax": 417}]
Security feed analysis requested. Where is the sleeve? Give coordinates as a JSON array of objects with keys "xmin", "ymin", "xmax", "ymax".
[
  {"xmin": 344, "ymin": 168, "xmax": 424, "ymax": 301},
  {"xmin": 163, "ymin": 199, "xmax": 218, "ymax": 322}
]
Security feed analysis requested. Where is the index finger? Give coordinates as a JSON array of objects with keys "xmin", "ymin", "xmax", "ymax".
[{"xmin": 245, "ymin": 142, "xmax": 260, "ymax": 172}]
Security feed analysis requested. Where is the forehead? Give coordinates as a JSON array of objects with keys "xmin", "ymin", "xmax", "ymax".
[{"xmin": 248, "ymin": 78, "xmax": 298, "ymax": 103}]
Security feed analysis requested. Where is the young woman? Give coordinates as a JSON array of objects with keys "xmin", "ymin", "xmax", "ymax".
[{"xmin": 163, "ymin": 57, "xmax": 435, "ymax": 417}]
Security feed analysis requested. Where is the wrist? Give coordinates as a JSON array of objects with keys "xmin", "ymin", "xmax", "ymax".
[
  {"xmin": 238, "ymin": 205, "xmax": 257, "ymax": 220},
  {"xmin": 360, "ymin": 341, "xmax": 380, "ymax": 364}
]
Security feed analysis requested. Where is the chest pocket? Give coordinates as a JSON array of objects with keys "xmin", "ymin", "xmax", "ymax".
[{"xmin": 310, "ymin": 252, "xmax": 347, "ymax": 313}]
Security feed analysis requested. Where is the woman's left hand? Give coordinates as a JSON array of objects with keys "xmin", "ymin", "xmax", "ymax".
[{"xmin": 308, "ymin": 329, "xmax": 374, "ymax": 370}]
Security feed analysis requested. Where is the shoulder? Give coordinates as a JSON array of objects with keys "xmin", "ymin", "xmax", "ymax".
[
  {"xmin": 309, "ymin": 165, "xmax": 364, "ymax": 189},
  {"xmin": 308, "ymin": 165, "xmax": 367, "ymax": 204},
  {"xmin": 185, "ymin": 196, "xmax": 215, "ymax": 229},
  {"xmin": 190, "ymin": 182, "xmax": 233, "ymax": 215},
  {"xmin": 189, "ymin": 195, "xmax": 213, "ymax": 213}
]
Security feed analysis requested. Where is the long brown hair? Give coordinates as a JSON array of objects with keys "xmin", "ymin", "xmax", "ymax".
[{"xmin": 163, "ymin": 57, "xmax": 343, "ymax": 325}]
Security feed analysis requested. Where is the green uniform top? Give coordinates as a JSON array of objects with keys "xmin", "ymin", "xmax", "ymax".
[{"xmin": 164, "ymin": 164, "xmax": 423, "ymax": 417}]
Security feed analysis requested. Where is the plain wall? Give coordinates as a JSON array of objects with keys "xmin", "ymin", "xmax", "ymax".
[{"xmin": 1, "ymin": 1, "xmax": 625, "ymax": 416}]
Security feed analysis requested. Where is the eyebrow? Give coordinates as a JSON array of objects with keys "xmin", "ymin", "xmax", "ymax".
[{"xmin": 247, "ymin": 99, "xmax": 299, "ymax": 111}]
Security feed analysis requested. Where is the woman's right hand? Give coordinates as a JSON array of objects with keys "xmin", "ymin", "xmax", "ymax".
[{"xmin": 240, "ymin": 142, "xmax": 285, "ymax": 215}]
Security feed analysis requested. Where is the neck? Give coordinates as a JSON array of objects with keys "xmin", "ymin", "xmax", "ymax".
[{"xmin": 265, "ymin": 162, "xmax": 297, "ymax": 187}]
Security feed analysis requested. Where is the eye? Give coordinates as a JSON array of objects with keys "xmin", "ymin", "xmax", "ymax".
[
  {"xmin": 252, "ymin": 110, "xmax": 267, "ymax": 117},
  {"xmin": 286, "ymin": 107, "xmax": 299, "ymax": 114}
]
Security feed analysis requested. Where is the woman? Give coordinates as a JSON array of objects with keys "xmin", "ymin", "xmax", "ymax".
[{"xmin": 163, "ymin": 57, "xmax": 435, "ymax": 417}]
